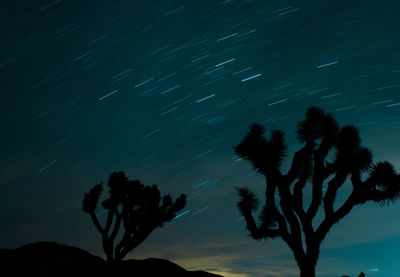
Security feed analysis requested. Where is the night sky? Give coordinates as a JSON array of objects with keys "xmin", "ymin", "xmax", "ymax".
[{"xmin": 1, "ymin": 1, "xmax": 400, "ymax": 276}]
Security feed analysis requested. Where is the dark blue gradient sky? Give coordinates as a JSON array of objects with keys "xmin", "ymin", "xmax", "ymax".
[{"xmin": 1, "ymin": 1, "xmax": 400, "ymax": 276}]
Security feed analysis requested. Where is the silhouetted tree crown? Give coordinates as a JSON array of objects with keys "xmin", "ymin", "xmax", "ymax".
[
  {"xmin": 235, "ymin": 107, "xmax": 400, "ymax": 277},
  {"xmin": 83, "ymin": 172, "xmax": 186, "ymax": 262}
]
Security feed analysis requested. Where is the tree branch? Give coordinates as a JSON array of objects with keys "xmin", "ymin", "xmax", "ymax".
[
  {"xmin": 307, "ymin": 140, "xmax": 334, "ymax": 219},
  {"xmin": 285, "ymin": 147, "xmax": 307, "ymax": 184},
  {"xmin": 104, "ymin": 209, "xmax": 114, "ymax": 234},
  {"xmin": 293, "ymin": 176, "xmax": 307, "ymax": 211},
  {"xmin": 323, "ymin": 170, "xmax": 349, "ymax": 217},
  {"xmin": 243, "ymin": 211, "xmax": 263, "ymax": 239},
  {"xmin": 277, "ymin": 179, "xmax": 303, "ymax": 254},
  {"xmin": 109, "ymin": 213, "xmax": 122, "ymax": 242},
  {"xmin": 115, "ymin": 228, "xmax": 131, "ymax": 261},
  {"xmin": 264, "ymin": 177, "xmax": 291, "ymax": 240},
  {"xmin": 316, "ymin": 192, "xmax": 357, "ymax": 243},
  {"xmin": 90, "ymin": 212, "xmax": 104, "ymax": 234},
  {"xmin": 275, "ymin": 209, "xmax": 291, "ymax": 242}
]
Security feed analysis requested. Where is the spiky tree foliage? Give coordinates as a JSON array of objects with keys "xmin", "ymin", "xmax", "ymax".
[
  {"xmin": 83, "ymin": 172, "xmax": 186, "ymax": 263},
  {"xmin": 235, "ymin": 107, "xmax": 400, "ymax": 277}
]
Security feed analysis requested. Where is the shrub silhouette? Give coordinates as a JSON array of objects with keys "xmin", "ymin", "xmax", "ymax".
[
  {"xmin": 235, "ymin": 107, "xmax": 400, "ymax": 277},
  {"xmin": 83, "ymin": 171, "xmax": 186, "ymax": 263}
]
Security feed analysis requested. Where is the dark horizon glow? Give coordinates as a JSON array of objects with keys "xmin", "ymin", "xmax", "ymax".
[{"xmin": 1, "ymin": 1, "xmax": 400, "ymax": 277}]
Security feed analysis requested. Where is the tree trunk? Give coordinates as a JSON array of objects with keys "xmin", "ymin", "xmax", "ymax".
[
  {"xmin": 290, "ymin": 242, "xmax": 317, "ymax": 277},
  {"xmin": 102, "ymin": 237, "xmax": 114, "ymax": 263},
  {"xmin": 299, "ymin": 263, "xmax": 316, "ymax": 277},
  {"xmin": 296, "ymin": 251, "xmax": 318, "ymax": 277}
]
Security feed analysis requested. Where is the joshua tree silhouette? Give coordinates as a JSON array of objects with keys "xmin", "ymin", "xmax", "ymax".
[
  {"xmin": 83, "ymin": 171, "xmax": 186, "ymax": 263},
  {"xmin": 235, "ymin": 107, "xmax": 400, "ymax": 277}
]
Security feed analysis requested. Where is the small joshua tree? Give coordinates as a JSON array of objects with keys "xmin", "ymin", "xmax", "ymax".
[
  {"xmin": 83, "ymin": 171, "xmax": 186, "ymax": 263},
  {"xmin": 235, "ymin": 107, "xmax": 400, "ymax": 277}
]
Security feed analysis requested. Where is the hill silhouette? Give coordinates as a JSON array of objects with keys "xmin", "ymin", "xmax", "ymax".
[{"xmin": 0, "ymin": 242, "xmax": 222, "ymax": 277}]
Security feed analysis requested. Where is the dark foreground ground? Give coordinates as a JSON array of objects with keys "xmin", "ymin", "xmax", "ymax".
[{"xmin": 0, "ymin": 242, "xmax": 223, "ymax": 277}]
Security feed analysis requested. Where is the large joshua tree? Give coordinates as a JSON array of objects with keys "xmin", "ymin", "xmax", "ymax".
[
  {"xmin": 83, "ymin": 171, "xmax": 186, "ymax": 263},
  {"xmin": 235, "ymin": 107, "xmax": 400, "ymax": 277}
]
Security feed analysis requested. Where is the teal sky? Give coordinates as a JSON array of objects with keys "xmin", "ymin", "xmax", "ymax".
[{"xmin": 1, "ymin": 1, "xmax": 400, "ymax": 276}]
